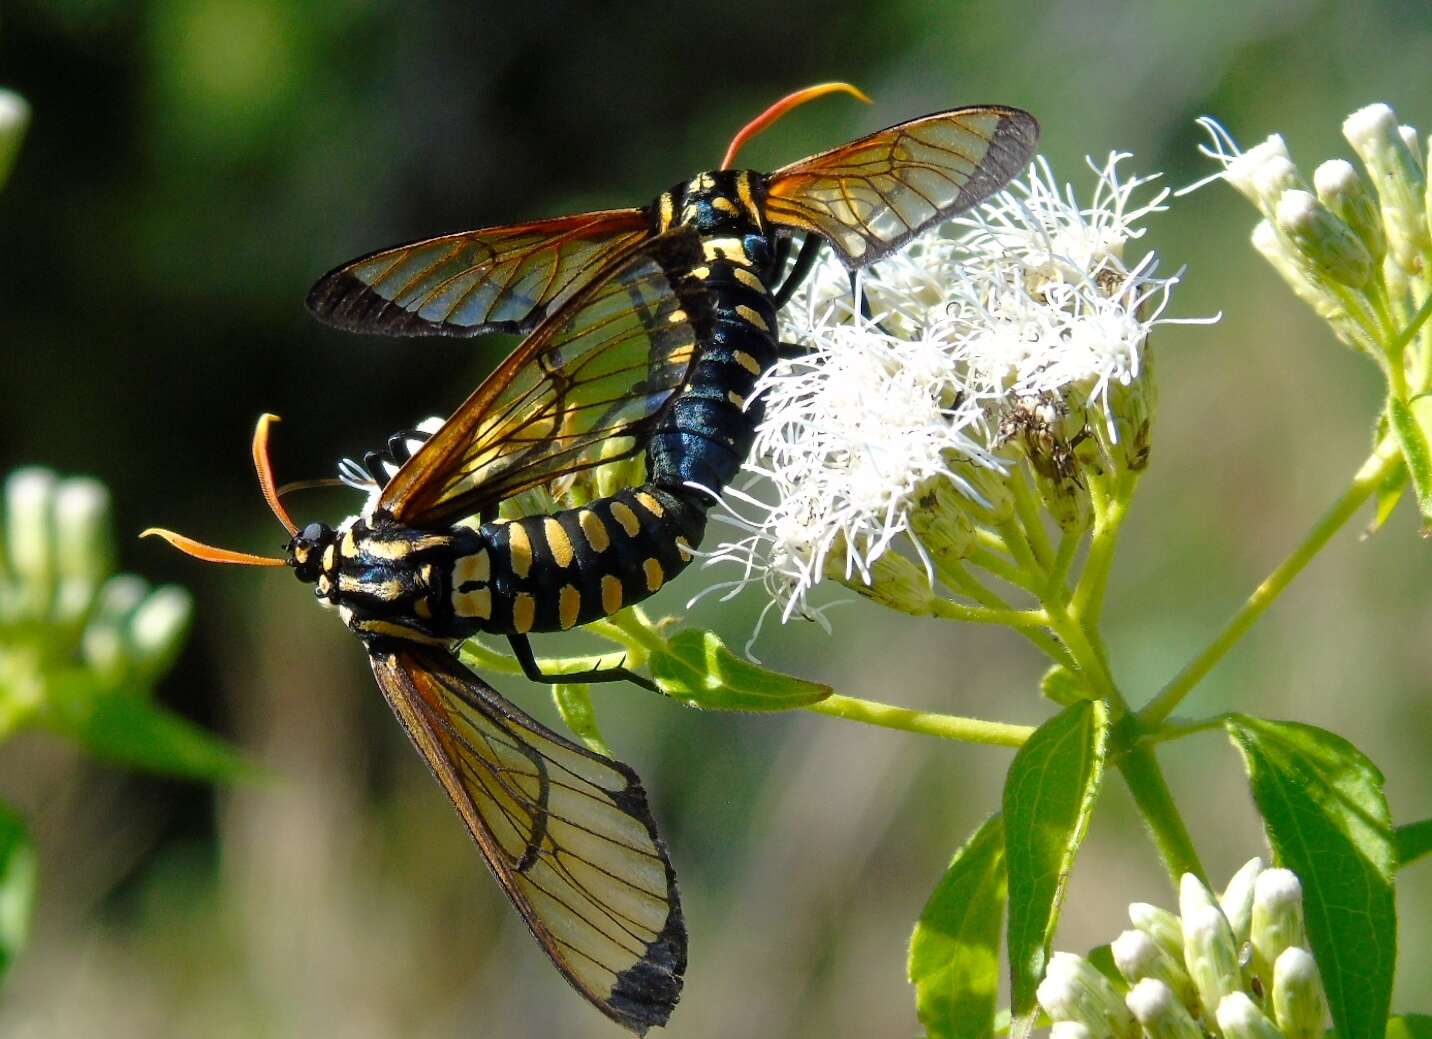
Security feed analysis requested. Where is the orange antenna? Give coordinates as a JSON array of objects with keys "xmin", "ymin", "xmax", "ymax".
[
  {"xmin": 253, "ymin": 413, "xmax": 299, "ymax": 536},
  {"xmin": 721, "ymin": 81, "xmax": 872, "ymax": 169},
  {"xmin": 140, "ymin": 527, "xmax": 286, "ymax": 567}
]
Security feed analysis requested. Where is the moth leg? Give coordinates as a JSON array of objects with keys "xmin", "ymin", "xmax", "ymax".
[
  {"xmin": 773, "ymin": 233, "xmax": 823, "ymax": 308},
  {"xmin": 507, "ymin": 634, "xmax": 658, "ymax": 692}
]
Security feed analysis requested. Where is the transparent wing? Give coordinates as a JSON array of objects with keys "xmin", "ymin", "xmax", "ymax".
[
  {"xmin": 762, "ymin": 106, "xmax": 1039, "ymax": 267},
  {"xmin": 307, "ymin": 209, "xmax": 651, "ymax": 337},
  {"xmin": 379, "ymin": 228, "xmax": 709, "ymax": 528},
  {"xmin": 370, "ymin": 645, "xmax": 684, "ymax": 1034}
]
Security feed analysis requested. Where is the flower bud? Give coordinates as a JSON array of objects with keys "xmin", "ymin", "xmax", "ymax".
[
  {"xmin": 1251, "ymin": 156, "xmax": 1302, "ymax": 214},
  {"xmin": 81, "ymin": 574, "xmax": 149, "ymax": 683},
  {"xmin": 1221, "ymin": 134, "xmax": 1294, "ymax": 211},
  {"xmin": 51, "ymin": 478, "xmax": 114, "ymax": 625},
  {"xmin": 825, "ymin": 544, "xmax": 938, "ymax": 616},
  {"xmin": 1343, "ymin": 103, "xmax": 1429, "ymax": 271},
  {"xmin": 1129, "ymin": 901, "xmax": 1185, "ymax": 965},
  {"xmin": 1219, "ymin": 856, "xmax": 1264, "ymax": 946},
  {"xmin": 1250, "ymin": 220, "xmax": 1364, "ymax": 350},
  {"xmin": 1400, "ymin": 125, "xmax": 1423, "ymax": 169},
  {"xmin": 0, "ymin": 88, "xmax": 29, "ymax": 189},
  {"xmin": 1251, "ymin": 868, "xmax": 1307, "ymax": 984},
  {"xmin": 1271, "ymin": 947, "xmax": 1328, "ymax": 1039},
  {"xmin": 1313, "ymin": 159, "xmax": 1386, "ymax": 263},
  {"xmin": 1216, "ymin": 992, "xmax": 1284, "ymax": 1039},
  {"xmin": 1125, "ymin": 979, "xmax": 1204, "ymax": 1039},
  {"xmin": 907, "ymin": 474, "xmax": 976, "ymax": 567},
  {"xmin": 1037, "ymin": 951, "xmax": 1139, "ymax": 1039},
  {"xmin": 1180, "ymin": 875, "xmax": 1241, "ymax": 1016},
  {"xmin": 127, "ymin": 585, "xmax": 193, "ymax": 680},
  {"xmin": 5, "ymin": 467, "xmax": 57, "ymax": 616},
  {"xmin": 1050, "ymin": 1022, "xmax": 1096, "ymax": 1039},
  {"xmin": 1274, "ymin": 189, "xmax": 1374, "ymax": 287},
  {"xmin": 1111, "ymin": 928, "xmax": 1197, "ymax": 1008}
]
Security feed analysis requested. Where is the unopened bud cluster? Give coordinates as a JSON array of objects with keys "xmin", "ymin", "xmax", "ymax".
[
  {"xmin": 1038, "ymin": 860, "xmax": 1329, "ymax": 1039},
  {"xmin": 1197, "ymin": 103, "xmax": 1430, "ymax": 357},
  {"xmin": 0, "ymin": 468, "xmax": 192, "ymax": 726}
]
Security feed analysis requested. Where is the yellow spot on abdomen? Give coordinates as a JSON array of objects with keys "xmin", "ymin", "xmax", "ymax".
[
  {"xmin": 558, "ymin": 585, "xmax": 581, "ymax": 630},
  {"xmin": 667, "ymin": 308, "xmax": 688, "ymax": 325},
  {"xmin": 544, "ymin": 517, "xmax": 574, "ymax": 568},
  {"xmin": 578, "ymin": 510, "xmax": 610, "ymax": 552},
  {"xmin": 633, "ymin": 491, "xmax": 665, "ymax": 518},
  {"xmin": 733, "ymin": 267, "xmax": 764, "ymax": 292},
  {"xmin": 453, "ymin": 550, "xmax": 490, "ymax": 588},
  {"xmin": 733, "ymin": 349, "xmax": 761, "ymax": 375},
  {"xmin": 610, "ymin": 501, "xmax": 641, "ymax": 538},
  {"xmin": 676, "ymin": 536, "xmax": 694, "ymax": 561},
  {"xmin": 735, "ymin": 304, "xmax": 770, "ymax": 332},
  {"xmin": 643, "ymin": 558, "xmax": 665, "ymax": 592},
  {"xmin": 508, "ymin": 523, "xmax": 533, "ymax": 579},
  {"xmin": 601, "ymin": 575, "xmax": 624, "ymax": 615},
  {"xmin": 453, "ymin": 586, "xmax": 492, "ymax": 620},
  {"xmin": 690, "ymin": 265, "xmax": 711, "ymax": 279},
  {"xmin": 728, "ymin": 390, "xmax": 747, "ymax": 408},
  {"xmin": 512, "ymin": 593, "xmax": 536, "ymax": 633},
  {"xmin": 658, "ymin": 192, "xmax": 674, "ymax": 231}
]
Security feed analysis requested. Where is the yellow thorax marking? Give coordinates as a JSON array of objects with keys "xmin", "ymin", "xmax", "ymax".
[
  {"xmin": 508, "ymin": 522, "xmax": 533, "ymax": 579},
  {"xmin": 338, "ymin": 574, "xmax": 404, "ymax": 600},
  {"xmin": 643, "ymin": 558, "xmax": 665, "ymax": 592},
  {"xmin": 359, "ymin": 534, "xmax": 448, "ymax": 561},
  {"xmin": 610, "ymin": 501, "xmax": 642, "ymax": 538},
  {"xmin": 658, "ymin": 192, "xmax": 675, "ymax": 231},
  {"xmin": 711, "ymin": 196, "xmax": 738, "ymax": 215},
  {"xmin": 340, "ymin": 529, "xmax": 358, "ymax": 556},
  {"xmin": 321, "ymin": 544, "xmax": 336, "ymax": 571},
  {"xmin": 544, "ymin": 517, "xmax": 575, "ymax": 568},
  {"xmin": 736, "ymin": 171, "xmax": 761, "ymax": 226},
  {"xmin": 558, "ymin": 585, "xmax": 582, "ymax": 630},
  {"xmin": 601, "ymin": 574, "xmax": 623, "ymax": 615},
  {"xmin": 354, "ymin": 618, "xmax": 446, "ymax": 646},
  {"xmin": 512, "ymin": 593, "xmax": 536, "ymax": 634},
  {"xmin": 578, "ymin": 509, "xmax": 610, "ymax": 553},
  {"xmin": 633, "ymin": 491, "xmax": 665, "ymax": 518}
]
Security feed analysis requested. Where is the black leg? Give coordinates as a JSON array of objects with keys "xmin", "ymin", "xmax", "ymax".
[
  {"xmin": 507, "ymin": 634, "xmax": 658, "ymax": 692},
  {"xmin": 773, "ymin": 233, "xmax": 824, "ymax": 309}
]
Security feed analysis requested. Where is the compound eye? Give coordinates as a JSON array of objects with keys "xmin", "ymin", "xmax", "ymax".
[{"xmin": 301, "ymin": 522, "xmax": 326, "ymax": 543}]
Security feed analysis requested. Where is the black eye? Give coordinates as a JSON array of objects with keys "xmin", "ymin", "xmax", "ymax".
[{"xmin": 302, "ymin": 522, "xmax": 326, "ymax": 543}]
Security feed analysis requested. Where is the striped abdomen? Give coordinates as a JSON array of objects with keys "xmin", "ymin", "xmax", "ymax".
[
  {"xmin": 645, "ymin": 235, "xmax": 779, "ymax": 498},
  {"xmin": 449, "ymin": 485, "xmax": 707, "ymax": 637}
]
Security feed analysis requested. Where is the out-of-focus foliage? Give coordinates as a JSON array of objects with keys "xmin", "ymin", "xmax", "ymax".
[{"xmin": 1, "ymin": 1, "xmax": 1430, "ymax": 1035}]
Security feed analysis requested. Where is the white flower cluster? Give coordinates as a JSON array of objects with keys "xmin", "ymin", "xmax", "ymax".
[
  {"xmin": 1039, "ymin": 861, "xmax": 1329, "ymax": 1039},
  {"xmin": 702, "ymin": 155, "xmax": 1197, "ymax": 631}
]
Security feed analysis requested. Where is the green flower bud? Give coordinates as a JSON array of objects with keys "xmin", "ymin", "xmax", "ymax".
[
  {"xmin": 126, "ymin": 586, "xmax": 193, "ymax": 680},
  {"xmin": 81, "ymin": 575, "xmax": 149, "ymax": 683},
  {"xmin": 1111, "ymin": 929, "xmax": 1197, "ymax": 1008},
  {"xmin": 1179, "ymin": 875, "xmax": 1241, "ymax": 1017},
  {"xmin": 0, "ymin": 89, "xmax": 29, "ymax": 189},
  {"xmin": 1271, "ymin": 947, "xmax": 1327, "ymax": 1039},
  {"xmin": 1129, "ymin": 901, "xmax": 1185, "ymax": 965},
  {"xmin": 52, "ymin": 478, "xmax": 114, "ymax": 625},
  {"xmin": 1125, "ymin": 979, "xmax": 1204, "ymax": 1039},
  {"xmin": 1314, "ymin": 159, "xmax": 1387, "ymax": 262},
  {"xmin": 1399, "ymin": 125, "xmax": 1423, "ymax": 169},
  {"xmin": 1221, "ymin": 134, "xmax": 1294, "ymax": 212},
  {"xmin": 1251, "ymin": 156, "xmax": 1302, "ymax": 214},
  {"xmin": 6, "ymin": 468, "xmax": 57, "ymax": 616},
  {"xmin": 1274, "ymin": 189, "xmax": 1374, "ymax": 287},
  {"xmin": 825, "ymin": 544, "xmax": 938, "ymax": 617},
  {"xmin": 1037, "ymin": 952, "xmax": 1139, "ymax": 1039},
  {"xmin": 1219, "ymin": 856, "xmax": 1264, "ymax": 946},
  {"xmin": 1250, "ymin": 220, "xmax": 1364, "ymax": 350},
  {"xmin": 907, "ymin": 475, "xmax": 976, "ymax": 568},
  {"xmin": 1218, "ymin": 993, "xmax": 1284, "ymax": 1039},
  {"xmin": 1343, "ymin": 103, "xmax": 1429, "ymax": 272},
  {"xmin": 1250, "ymin": 868, "xmax": 1306, "ymax": 985}
]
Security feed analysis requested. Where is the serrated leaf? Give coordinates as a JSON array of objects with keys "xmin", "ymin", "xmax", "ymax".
[
  {"xmin": 1004, "ymin": 700, "xmax": 1109, "ymax": 1036},
  {"xmin": 1395, "ymin": 818, "xmax": 1432, "ymax": 868},
  {"xmin": 551, "ymin": 683, "xmax": 612, "ymax": 757},
  {"xmin": 1225, "ymin": 716, "xmax": 1396, "ymax": 1039},
  {"xmin": 909, "ymin": 813, "xmax": 1006, "ymax": 1039},
  {"xmin": 41, "ymin": 673, "xmax": 257, "ymax": 782},
  {"xmin": 648, "ymin": 629, "xmax": 830, "ymax": 710},
  {"xmin": 1365, "ymin": 462, "xmax": 1406, "ymax": 537},
  {"xmin": 1387, "ymin": 397, "xmax": 1432, "ymax": 525},
  {"xmin": 1038, "ymin": 665, "xmax": 1085, "ymax": 706},
  {"xmin": 0, "ymin": 803, "xmax": 35, "ymax": 982},
  {"xmin": 1387, "ymin": 1015, "xmax": 1432, "ymax": 1039}
]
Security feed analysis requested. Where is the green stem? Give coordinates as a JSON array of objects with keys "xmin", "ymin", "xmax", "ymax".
[
  {"xmin": 1138, "ymin": 433, "xmax": 1403, "ymax": 727},
  {"xmin": 930, "ymin": 600, "xmax": 1049, "ymax": 627},
  {"xmin": 1117, "ymin": 740, "xmax": 1209, "ymax": 885},
  {"xmin": 1072, "ymin": 471, "xmax": 1135, "ymax": 626},
  {"xmin": 937, "ymin": 560, "xmax": 1078, "ymax": 671},
  {"xmin": 1045, "ymin": 522, "xmax": 1085, "ymax": 603},
  {"xmin": 805, "ymin": 693, "xmax": 1033, "ymax": 747},
  {"xmin": 1010, "ymin": 465, "xmax": 1055, "ymax": 568}
]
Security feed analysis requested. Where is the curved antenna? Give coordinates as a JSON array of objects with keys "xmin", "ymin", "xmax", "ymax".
[
  {"xmin": 141, "ymin": 527, "xmax": 286, "ymax": 567},
  {"xmin": 276, "ymin": 476, "xmax": 348, "ymax": 497},
  {"xmin": 721, "ymin": 81, "xmax": 872, "ymax": 170},
  {"xmin": 253, "ymin": 413, "xmax": 299, "ymax": 536}
]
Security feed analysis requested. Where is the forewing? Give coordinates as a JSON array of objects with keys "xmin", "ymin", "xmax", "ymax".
[
  {"xmin": 380, "ymin": 228, "xmax": 710, "ymax": 527},
  {"xmin": 307, "ymin": 209, "xmax": 651, "ymax": 337},
  {"xmin": 763, "ymin": 105, "xmax": 1039, "ymax": 267},
  {"xmin": 370, "ymin": 645, "xmax": 684, "ymax": 1034}
]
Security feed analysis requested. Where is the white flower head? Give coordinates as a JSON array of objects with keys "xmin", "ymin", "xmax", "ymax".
[{"xmin": 703, "ymin": 152, "xmax": 1197, "ymax": 632}]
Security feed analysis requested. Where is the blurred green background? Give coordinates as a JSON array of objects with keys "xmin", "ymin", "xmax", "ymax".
[{"xmin": 3, "ymin": 0, "xmax": 1430, "ymax": 1034}]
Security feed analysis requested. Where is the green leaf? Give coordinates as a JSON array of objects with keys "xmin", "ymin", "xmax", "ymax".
[
  {"xmin": 1003, "ymin": 700, "xmax": 1109, "ymax": 1035},
  {"xmin": 42, "ymin": 674, "xmax": 257, "ymax": 782},
  {"xmin": 1086, "ymin": 943, "xmax": 1125, "ymax": 991},
  {"xmin": 1038, "ymin": 665, "xmax": 1085, "ymax": 706},
  {"xmin": 1395, "ymin": 818, "xmax": 1432, "ymax": 868},
  {"xmin": 909, "ymin": 813, "xmax": 1006, "ymax": 1039},
  {"xmin": 1365, "ymin": 462, "xmax": 1406, "ymax": 536},
  {"xmin": 1387, "ymin": 397, "xmax": 1432, "ymax": 525},
  {"xmin": 551, "ymin": 683, "xmax": 612, "ymax": 757},
  {"xmin": 1387, "ymin": 1016, "xmax": 1432, "ymax": 1039},
  {"xmin": 0, "ymin": 803, "xmax": 35, "ymax": 982},
  {"xmin": 1224, "ymin": 716, "xmax": 1396, "ymax": 1039},
  {"xmin": 647, "ymin": 629, "xmax": 831, "ymax": 710}
]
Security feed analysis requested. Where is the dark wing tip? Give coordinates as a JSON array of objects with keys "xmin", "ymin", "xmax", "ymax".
[
  {"xmin": 944, "ymin": 106, "xmax": 1042, "ymax": 218},
  {"xmin": 305, "ymin": 267, "xmax": 521, "ymax": 338}
]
